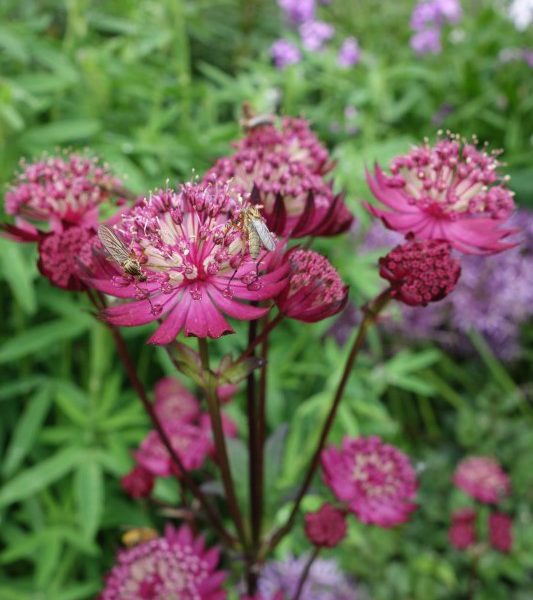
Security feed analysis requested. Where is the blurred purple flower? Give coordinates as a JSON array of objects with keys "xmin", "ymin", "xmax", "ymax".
[
  {"xmin": 300, "ymin": 20, "xmax": 335, "ymax": 51},
  {"xmin": 270, "ymin": 39, "xmax": 301, "ymax": 69},
  {"xmin": 338, "ymin": 37, "xmax": 361, "ymax": 67},
  {"xmin": 411, "ymin": 0, "xmax": 462, "ymax": 30},
  {"xmin": 259, "ymin": 555, "xmax": 359, "ymax": 600},
  {"xmin": 523, "ymin": 49, "xmax": 533, "ymax": 67},
  {"xmin": 410, "ymin": 27, "xmax": 442, "ymax": 54},
  {"xmin": 278, "ymin": 0, "xmax": 316, "ymax": 26}
]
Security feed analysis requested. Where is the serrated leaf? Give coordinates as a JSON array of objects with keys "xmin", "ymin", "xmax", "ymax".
[{"xmin": 75, "ymin": 458, "xmax": 104, "ymax": 540}]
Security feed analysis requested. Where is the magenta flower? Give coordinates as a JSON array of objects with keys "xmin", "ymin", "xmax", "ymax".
[
  {"xmin": 448, "ymin": 508, "xmax": 476, "ymax": 550},
  {"xmin": 379, "ymin": 235, "xmax": 461, "ymax": 306},
  {"xmin": 453, "ymin": 456, "xmax": 511, "ymax": 504},
  {"xmin": 89, "ymin": 182, "xmax": 289, "ymax": 343},
  {"xmin": 365, "ymin": 135, "xmax": 517, "ymax": 254},
  {"xmin": 489, "ymin": 512, "xmax": 513, "ymax": 553},
  {"xmin": 135, "ymin": 420, "xmax": 211, "ymax": 478},
  {"xmin": 199, "ymin": 412, "xmax": 239, "ymax": 458},
  {"xmin": 206, "ymin": 117, "xmax": 353, "ymax": 238},
  {"xmin": 121, "ymin": 465, "xmax": 155, "ymax": 499},
  {"xmin": 270, "ymin": 39, "xmax": 302, "ymax": 69},
  {"xmin": 321, "ymin": 436, "xmax": 418, "ymax": 527},
  {"xmin": 98, "ymin": 524, "xmax": 226, "ymax": 600},
  {"xmin": 276, "ymin": 249, "xmax": 348, "ymax": 322},
  {"xmin": 304, "ymin": 503, "xmax": 347, "ymax": 548},
  {"xmin": 154, "ymin": 377, "xmax": 200, "ymax": 424}
]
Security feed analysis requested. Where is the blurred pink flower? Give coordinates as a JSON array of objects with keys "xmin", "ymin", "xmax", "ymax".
[
  {"xmin": 205, "ymin": 117, "xmax": 353, "ymax": 238},
  {"xmin": 448, "ymin": 508, "xmax": 476, "ymax": 550},
  {"xmin": 98, "ymin": 524, "xmax": 226, "ymax": 600},
  {"xmin": 89, "ymin": 182, "xmax": 289, "ymax": 343},
  {"xmin": 379, "ymin": 235, "xmax": 461, "ymax": 306},
  {"xmin": 199, "ymin": 412, "xmax": 239, "ymax": 458},
  {"xmin": 154, "ymin": 377, "xmax": 200, "ymax": 424},
  {"xmin": 121, "ymin": 465, "xmax": 155, "ymax": 499},
  {"xmin": 304, "ymin": 503, "xmax": 347, "ymax": 548},
  {"xmin": 276, "ymin": 249, "xmax": 348, "ymax": 322},
  {"xmin": 135, "ymin": 420, "xmax": 211, "ymax": 478},
  {"xmin": 453, "ymin": 457, "xmax": 510, "ymax": 504},
  {"xmin": 365, "ymin": 135, "xmax": 517, "ymax": 254},
  {"xmin": 321, "ymin": 436, "xmax": 418, "ymax": 527},
  {"xmin": 489, "ymin": 512, "xmax": 513, "ymax": 553}
]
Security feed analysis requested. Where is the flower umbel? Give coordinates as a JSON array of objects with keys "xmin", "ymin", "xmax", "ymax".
[
  {"xmin": 453, "ymin": 456, "xmax": 511, "ymax": 504},
  {"xmin": 304, "ymin": 503, "xmax": 347, "ymax": 548},
  {"xmin": 379, "ymin": 235, "xmax": 461, "ymax": 306},
  {"xmin": 366, "ymin": 134, "xmax": 517, "ymax": 254},
  {"xmin": 121, "ymin": 465, "xmax": 155, "ymax": 499},
  {"xmin": 99, "ymin": 524, "xmax": 226, "ymax": 600},
  {"xmin": 489, "ymin": 512, "xmax": 513, "ymax": 553},
  {"xmin": 448, "ymin": 508, "xmax": 476, "ymax": 550},
  {"xmin": 277, "ymin": 249, "xmax": 348, "ymax": 322},
  {"xmin": 321, "ymin": 436, "xmax": 418, "ymax": 527},
  {"xmin": 89, "ymin": 181, "xmax": 289, "ymax": 343}
]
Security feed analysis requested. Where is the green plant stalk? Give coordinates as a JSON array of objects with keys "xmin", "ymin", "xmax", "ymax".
[
  {"xmin": 262, "ymin": 287, "xmax": 393, "ymax": 555},
  {"xmin": 198, "ymin": 338, "xmax": 249, "ymax": 550}
]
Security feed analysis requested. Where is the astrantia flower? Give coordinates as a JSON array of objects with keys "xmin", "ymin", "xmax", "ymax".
[
  {"xmin": 154, "ymin": 377, "xmax": 200, "ymax": 424},
  {"xmin": 338, "ymin": 37, "xmax": 361, "ymax": 68},
  {"xmin": 205, "ymin": 117, "xmax": 352, "ymax": 238},
  {"xmin": 321, "ymin": 436, "xmax": 418, "ymax": 527},
  {"xmin": 276, "ymin": 249, "xmax": 348, "ymax": 322},
  {"xmin": 365, "ymin": 134, "xmax": 517, "ymax": 254},
  {"xmin": 448, "ymin": 508, "xmax": 476, "ymax": 550},
  {"xmin": 379, "ymin": 235, "xmax": 461, "ymax": 306},
  {"xmin": 299, "ymin": 21, "xmax": 335, "ymax": 52},
  {"xmin": 121, "ymin": 465, "xmax": 155, "ymax": 499},
  {"xmin": 270, "ymin": 39, "xmax": 302, "ymax": 69},
  {"xmin": 99, "ymin": 524, "xmax": 226, "ymax": 600},
  {"xmin": 89, "ymin": 182, "xmax": 289, "ymax": 343},
  {"xmin": 453, "ymin": 457, "xmax": 510, "ymax": 504},
  {"xmin": 489, "ymin": 512, "xmax": 513, "ymax": 553},
  {"xmin": 135, "ymin": 420, "xmax": 211, "ymax": 478},
  {"xmin": 304, "ymin": 503, "xmax": 347, "ymax": 548},
  {"xmin": 259, "ymin": 556, "xmax": 358, "ymax": 600}
]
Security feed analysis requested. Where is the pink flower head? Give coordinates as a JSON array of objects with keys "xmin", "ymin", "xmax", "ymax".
[
  {"xmin": 154, "ymin": 377, "xmax": 200, "ymax": 424},
  {"xmin": 379, "ymin": 235, "xmax": 461, "ymax": 306},
  {"xmin": 199, "ymin": 412, "xmax": 239, "ymax": 458},
  {"xmin": 276, "ymin": 249, "xmax": 348, "ymax": 322},
  {"xmin": 99, "ymin": 524, "xmax": 226, "ymax": 600},
  {"xmin": 205, "ymin": 117, "xmax": 353, "ymax": 238},
  {"xmin": 5, "ymin": 154, "xmax": 119, "ymax": 235},
  {"xmin": 304, "ymin": 503, "xmax": 347, "ymax": 548},
  {"xmin": 135, "ymin": 420, "xmax": 211, "ymax": 478},
  {"xmin": 89, "ymin": 181, "xmax": 289, "ymax": 343},
  {"xmin": 365, "ymin": 134, "xmax": 518, "ymax": 254},
  {"xmin": 448, "ymin": 508, "xmax": 476, "ymax": 550},
  {"xmin": 489, "ymin": 512, "xmax": 513, "ymax": 553},
  {"xmin": 321, "ymin": 436, "xmax": 418, "ymax": 527},
  {"xmin": 121, "ymin": 465, "xmax": 155, "ymax": 499},
  {"xmin": 453, "ymin": 456, "xmax": 510, "ymax": 504}
]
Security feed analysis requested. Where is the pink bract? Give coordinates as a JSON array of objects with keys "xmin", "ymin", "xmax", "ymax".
[
  {"xmin": 205, "ymin": 117, "xmax": 353, "ymax": 238},
  {"xmin": 98, "ymin": 524, "xmax": 226, "ymax": 600},
  {"xmin": 154, "ymin": 377, "xmax": 200, "ymax": 424},
  {"xmin": 321, "ymin": 436, "xmax": 418, "ymax": 527},
  {"xmin": 453, "ymin": 456, "xmax": 510, "ymax": 504},
  {"xmin": 365, "ymin": 134, "xmax": 517, "ymax": 254},
  {"xmin": 88, "ymin": 182, "xmax": 289, "ymax": 343},
  {"xmin": 304, "ymin": 503, "xmax": 347, "ymax": 548},
  {"xmin": 276, "ymin": 248, "xmax": 348, "ymax": 322}
]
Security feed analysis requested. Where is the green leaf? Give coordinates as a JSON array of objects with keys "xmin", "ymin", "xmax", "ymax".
[
  {"xmin": 19, "ymin": 119, "xmax": 101, "ymax": 148},
  {"xmin": 0, "ymin": 239, "xmax": 36, "ymax": 315},
  {"xmin": 75, "ymin": 458, "xmax": 104, "ymax": 540},
  {"xmin": 2, "ymin": 387, "xmax": 52, "ymax": 477},
  {"xmin": 0, "ymin": 319, "xmax": 89, "ymax": 364},
  {"xmin": 0, "ymin": 447, "xmax": 82, "ymax": 507}
]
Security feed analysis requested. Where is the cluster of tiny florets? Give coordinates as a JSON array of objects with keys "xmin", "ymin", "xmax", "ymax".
[
  {"xmin": 288, "ymin": 249, "xmax": 346, "ymax": 306},
  {"xmin": 453, "ymin": 456, "xmax": 511, "ymax": 504},
  {"xmin": 379, "ymin": 236, "xmax": 461, "ymax": 306}
]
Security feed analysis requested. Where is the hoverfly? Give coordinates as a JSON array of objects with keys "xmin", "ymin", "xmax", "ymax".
[
  {"xmin": 237, "ymin": 204, "xmax": 276, "ymax": 259},
  {"xmin": 240, "ymin": 113, "xmax": 276, "ymax": 131},
  {"xmin": 98, "ymin": 224, "xmax": 147, "ymax": 282},
  {"xmin": 121, "ymin": 527, "xmax": 158, "ymax": 548}
]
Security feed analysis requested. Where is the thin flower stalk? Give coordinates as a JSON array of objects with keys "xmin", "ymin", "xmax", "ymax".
[{"xmin": 293, "ymin": 547, "xmax": 321, "ymax": 600}]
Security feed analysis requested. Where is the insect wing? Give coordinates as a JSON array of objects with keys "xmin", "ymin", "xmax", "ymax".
[
  {"xmin": 98, "ymin": 225, "xmax": 131, "ymax": 264},
  {"xmin": 250, "ymin": 218, "xmax": 276, "ymax": 251}
]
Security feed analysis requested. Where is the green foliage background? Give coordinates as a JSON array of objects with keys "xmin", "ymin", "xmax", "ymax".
[{"xmin": 0, "ymin": 1, "xmax": 532, "ymax": 599}]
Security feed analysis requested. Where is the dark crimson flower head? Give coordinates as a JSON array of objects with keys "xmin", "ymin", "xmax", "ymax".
[
  {"xmin": 489, "ymin": 512, "xmax": 513, "ymax": 553},
  {"xmin": 379, "ymin": 235, "xmax": 461, "ymax": 306},
  {"xmin": 121, "ymin": 465, "xmax": 155, "ymax": 499},
  {"xmin": 365, "ymin": 133, "xmax": 518, "ymax": 254},
  {"xmin": 304, "ymin": 503, "xmax": 347, "ymax": 548},
  {"xmin": 448, "ymin": 508, "xmax": 476, "ymax": 550},
  {"xmin": 276, "ymin": 248, "xmax": 348, "ymax": 322},
  {"xmin": 453, "ymin": 456, "xmax": 510, "ymax": 504},
  {"xmin": 204, "ymin": 117, "xmax": 353, "ymax": 238}
]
